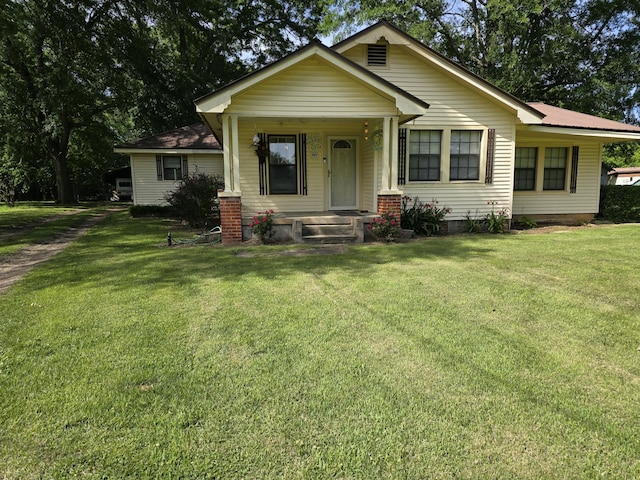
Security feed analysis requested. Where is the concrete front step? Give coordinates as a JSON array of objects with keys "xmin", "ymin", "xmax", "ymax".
[
  {"xmin": 302, "ymin": 234, "xmax": 359, "ymax": 244},
  {"xmin": 292, "ymin": 217, "xmax": 365, "ymax": 244},
  {"xmin": 302, "ymin": 224, "xmax": 355, "ymax": 237}
]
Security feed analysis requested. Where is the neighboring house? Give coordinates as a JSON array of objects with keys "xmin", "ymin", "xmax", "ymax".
[
  {"xmin": 114, "ymin": 123, "xmax": 223, "ymax": 205},
  {"xmin": 608, "ymin": 167, "xmax": 640, "ymax": 185},
  {"xmin": 117, "ymin": 21, "xmax": 640, "ymax": 243}
]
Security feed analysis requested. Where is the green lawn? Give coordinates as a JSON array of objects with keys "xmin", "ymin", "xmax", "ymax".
[
  {"xmin": 1, "ymin": 211, "xmax": 639, "ymax": 478},
  {"xmin": 0, "ymin": 203, "xmax": 111, "ymax": 259}
]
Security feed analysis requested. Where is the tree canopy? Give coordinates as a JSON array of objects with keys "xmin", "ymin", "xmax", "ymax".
[
  {"xmin": 0, "ymin": 0, "xmax": 326, "ymax": 203},
  {"xmin": 1, "ymin": 0, "xmax": 639, "ymax": 204},
  {"xmin": 322, "ymin": 0, "xmax": 640, "ymax": 124}
]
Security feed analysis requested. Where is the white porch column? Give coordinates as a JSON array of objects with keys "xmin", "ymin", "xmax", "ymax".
[
  {"xmin": 389, "ymin": 116, "xmax": 399, "ymax": 191},
  {"xmin": 231, "ymin": 115, "xmax": 241, "ymax": 193},
  {"xmin": 222, "ymin": 115, "xmax": 232, "ymax": 192},
  {"xmin": 380, "ymin": 116, "xmax": 391, "ymax": 192}
]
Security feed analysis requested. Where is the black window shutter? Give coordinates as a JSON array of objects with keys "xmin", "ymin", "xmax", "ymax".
[
  {"xmin": 156, "ymin": 155, "xmax": 163, "ymax": 181},
  {"xmin": 398, "ymin": 128, "xmax": 407, "ymax": 185},
  {"xmin": 570, "ymin": 146, "xmax": 579, "ymax": 193},
  {"xmin": 181, "ymin": 156, "xmax": 188, "ymax": 178},
  {"xmin": 258, "ymin": 132, "xmax": 267, "ymax": 195},
  {"xmin": 485, "ymin": 128, "xmax": 496, "ymax": 184},
  {"xmin": 299, "ymin": 133, "xmax": 307, "ymax": 195}
]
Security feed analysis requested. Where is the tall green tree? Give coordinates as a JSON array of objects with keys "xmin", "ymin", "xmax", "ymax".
[
  {"xmin": 0, "ymin": 0, "xmax": 325, "ymax": 203},
  {"xmin": 322, "ymin": 0, "xmax": 640, "ymax": 123}
]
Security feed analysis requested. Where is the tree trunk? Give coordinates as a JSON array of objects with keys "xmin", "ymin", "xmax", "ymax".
[
  {"xmin": 52, "ymin": 152, "xmax": 76, "ymax": 204},
  {"xmin": 50, "ymin": 120, "xmax": 76, "ymax": 204}
]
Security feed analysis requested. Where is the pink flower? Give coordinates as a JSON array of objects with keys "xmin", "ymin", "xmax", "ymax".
[{"xmin": 390, "ymin": 220, "xmax": 396, "ymax": 226}]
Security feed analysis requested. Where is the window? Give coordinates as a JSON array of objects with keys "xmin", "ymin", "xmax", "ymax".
[
  {"xmin": 367, "ymin": 43, "xmax": 387, "ymax": 66},
  {"xmin": 268, "ymin": 135, "xmax": 297, "ymax": 194},
  {"xmin": 514, "ymin": 147, "xmax": 537, "ymax": 191},
  {"xmin": 543, "ymin": 147, "xmax": 567, "ymax": 190},
  {"xmin": 408, "ymin": 130, "xmax": 441, "ymax": 181},
  {"xmin": 156, "ymin": 155, "xmax": 186, "ymax": 181},
  {"xmin": 450, "ymin": 130, "xmax": 482, "ymax": 180}
]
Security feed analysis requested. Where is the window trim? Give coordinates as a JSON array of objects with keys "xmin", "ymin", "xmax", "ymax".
[
  {"xmin": 405, "ymin": 126, "xmax": 488, "ymax": 184},
  {"xmin": 267, "ymin": 134, "xmax": 299, "ymax": 195},
  {"xmin": 156, "ymin": 154, "xmax": 187, "ymax": 181},
  {"xmin": 407, "ymin": 129, "xmax": 442, "ymax": 182},
  {"xmin": 514, "ymin": 147, "xmax": 538, "ymax": 191},
  {"xmin": 513, "ymin": 145, "xmax": 574, "ymax": 193},
  {"xmin": 543, "ymin": 147, "xmax": 568, "ymax": 191}
]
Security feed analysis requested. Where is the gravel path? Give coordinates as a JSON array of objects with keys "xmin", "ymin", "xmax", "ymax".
[{"xmin": 0, "ymin": 208, "xmax": 123, "ymax": 293}]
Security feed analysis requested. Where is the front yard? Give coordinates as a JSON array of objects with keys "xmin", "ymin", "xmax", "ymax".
[{"xmin": 0, "ymin": 209, "xmax": 638, "ymax": 478}]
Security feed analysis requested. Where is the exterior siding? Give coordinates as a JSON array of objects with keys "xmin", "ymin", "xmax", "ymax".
[
  {"xmin": 349, "ymin": 45, "xmax": 518, "ymax": 219},
  {"xmin": 131, "ymin": 153, "xmax": 223, "ymax": 205},
  {"xmin": 228, "ymin": 57, "xmax": 399, "ymax": 117},
  {"xmin": 237, "ymin": 119, "xmax": 374, "ymax": 215},
  {"xmin": 513, "ymin": 141, "xmax": 602, "ymax": 215}
]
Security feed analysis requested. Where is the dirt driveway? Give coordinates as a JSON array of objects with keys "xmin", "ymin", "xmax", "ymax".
[{"xmin": 0, "ymin": 208, "xmax": 124, "ymax": 293}]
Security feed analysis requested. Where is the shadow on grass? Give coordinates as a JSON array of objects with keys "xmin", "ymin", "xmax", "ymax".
[{"xmin": 18, "ymin": 211, "xmax": 506, "ymax": 295}]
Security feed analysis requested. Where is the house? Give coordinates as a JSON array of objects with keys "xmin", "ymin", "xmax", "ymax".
[
  {"xmin": 608, "ymin": 167, "xmax": 640, "ymax": 185},
  {"xmin": 114, "ymin": 123, "xmax": 223, "ymax": 205},
  {"xmin": 116, "ymin": 21, "xmax": 640, "ymax": 243}
]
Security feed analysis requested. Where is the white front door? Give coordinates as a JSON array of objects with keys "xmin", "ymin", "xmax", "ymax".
[{"xmin": 329, "ymin": 138, "xmax": 358, "ymax": 210}]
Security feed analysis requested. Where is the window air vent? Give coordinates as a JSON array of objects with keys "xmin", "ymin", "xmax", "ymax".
[{"xmin": 367, "ymin": 44, "xmax": 387, "ymax": 66}]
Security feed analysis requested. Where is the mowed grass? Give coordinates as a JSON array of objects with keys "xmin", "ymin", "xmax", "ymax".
[
  {"xmin": 0, "ymin": 203, "xmax": 111, "ymax": 258},
  {"xmin": 0, "ymin": 211, "xmax": 639, "ymax": 478}
]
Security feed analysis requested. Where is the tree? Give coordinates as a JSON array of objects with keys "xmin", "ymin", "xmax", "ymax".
[
  {"xmin": 0, "ymin": 0, "xmax": 326, "ymax": 203},
  {"xmin": 321, "ymin": 0, "xmax": 640, "ymax": 123}
]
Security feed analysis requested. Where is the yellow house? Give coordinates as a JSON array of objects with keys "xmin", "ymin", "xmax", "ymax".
[{"xmin": 118, "ymin": 21, "xmax": 640, "ymax": 243}]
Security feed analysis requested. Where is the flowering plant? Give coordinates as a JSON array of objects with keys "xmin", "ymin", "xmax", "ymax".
[
  {"xmin": 485, "ymin": 201, "xmax": 509, "ymax": 233},
  {"xmin": 250, "ymin": 209, "xmax": 275, "ymax": 243},
  {"xmin": 401, "ymin": 196, "xmax": 451, "ymax": 236},
  {"xmin": 367, "ymin": 211, "xmax": 401, "ymax": 241}
]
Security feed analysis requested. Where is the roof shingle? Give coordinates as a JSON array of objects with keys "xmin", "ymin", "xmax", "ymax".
[
  {"xmin": 528, "ymin": 102, "xmax": 640, "ymax": 133},
  {"xmin": 115, "ymin": 123, "xmax": 221, "ymax": 150}
]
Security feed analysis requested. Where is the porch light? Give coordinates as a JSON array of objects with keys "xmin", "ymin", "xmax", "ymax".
[{"xmin": 251, "ymin": 134, "xmax": 261, "ymax": 146}]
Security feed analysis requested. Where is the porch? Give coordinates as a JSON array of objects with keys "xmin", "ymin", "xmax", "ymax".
[{"xmin": 242, "ymin": 210, "xmax": 378, "ymax": 244}]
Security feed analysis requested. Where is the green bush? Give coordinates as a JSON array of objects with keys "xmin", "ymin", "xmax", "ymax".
[
  {"xmin": 164, "ymin": 173, "xmax": 224, "ymax": 228},
  {"xmin": 401, "ymin": 196, "xmax": 451, "ymax": 236},
  {"xmin": 599, "ymin": 185, "xmax": 640, "ymax": 222}
]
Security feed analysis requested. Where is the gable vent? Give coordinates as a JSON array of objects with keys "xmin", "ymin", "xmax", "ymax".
[{"xmin": 367, "ymin": 44, "xmax": 387, "ymax": 66}]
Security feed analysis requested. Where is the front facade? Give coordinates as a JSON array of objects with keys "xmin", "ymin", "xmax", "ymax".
[{"xmin": 118, "ymin": 22, "xmax": 640, "ymax": 242}]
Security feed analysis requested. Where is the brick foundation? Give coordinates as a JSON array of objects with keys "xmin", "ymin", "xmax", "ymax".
[
  {"xmin": 377, "ymin": 194, "xmax": 402, "ymax": 218},
  {"xmin": 219, "ymin": 195, "xmax": 243, "ymax": 243}
]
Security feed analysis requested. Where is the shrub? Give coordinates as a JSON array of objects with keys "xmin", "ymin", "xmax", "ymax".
[
  {"xmin": 464, "ymin": 210, "xmax": 483, "ymax": 233},
  {"xmin": 599, "ymin": 185, "xmax": 640, "ymax": 222},
  {"xmin": 401, "ymin": 196, "xmax": 451, "ymax": 236},
  {"xmin": 485, "ymin": 201, "xmax": 509, "ymax": 234},
  {"xmin": 163, "ymin": 173, "xmax": 224, "ymax": 228},
  {"xmin": 250, "ymin": 210, "xmax": 276, "ymax": 243},
  {"xmin": 368, "ymin": 211, "xmax": 401, "ymax": 241},
  {"xmin": 517, "ymin": 216, "xmax": 537, "ymax": 230}
]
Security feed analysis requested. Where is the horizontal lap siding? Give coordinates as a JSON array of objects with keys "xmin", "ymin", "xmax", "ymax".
[
  {"xmin": 131, "ymin": 154, "xmax": 223, "ymax": 205},
  {"xmin": 513, "ymin": 142, "xmax": 602, "ymax": 215},
  {"xmin": 229, "ymin": 58, "xmax": 398, "ymax": 117},
  {"xmin": 351, "ymin": 46, "xmax": 517, "ymax": 219}
]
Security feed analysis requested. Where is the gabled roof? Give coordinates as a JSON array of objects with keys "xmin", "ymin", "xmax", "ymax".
[
  {"xmin": 114, "ymin": 124, "xmax": 221, "ymax": 153},
  {"xmin": 332, "ymin": 20, "xmax": 544, "ymax": 125},
  {"xmin": 194, "ymin": 40, "xmax": 429, "ymax": 117},
  {"xmin": 528, "ymin": 103, "xmax": 640, "ymax": 133}
]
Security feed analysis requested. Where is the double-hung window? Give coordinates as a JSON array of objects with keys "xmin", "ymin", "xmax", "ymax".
[
  {"xmin": 268, "ymin": 135, "xmax": 297, "ymax": 194},
  {"xmin": 156, "ymin": 155, "xmax": 187, "ymax": 181},
  {"xmin": 514, "ymin": 147, "xmax": 537, "ymax": 191},
  {"xmin": 408, "ymin": 130, "xmax": 441, "ymax": 181},
  {"xmin": 543, "ymin": 147, "xmax": 568, "ymax": 190},
  {"xmin": 450, "ymin": 130, "xmax": 482, "ymax": 181}
]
